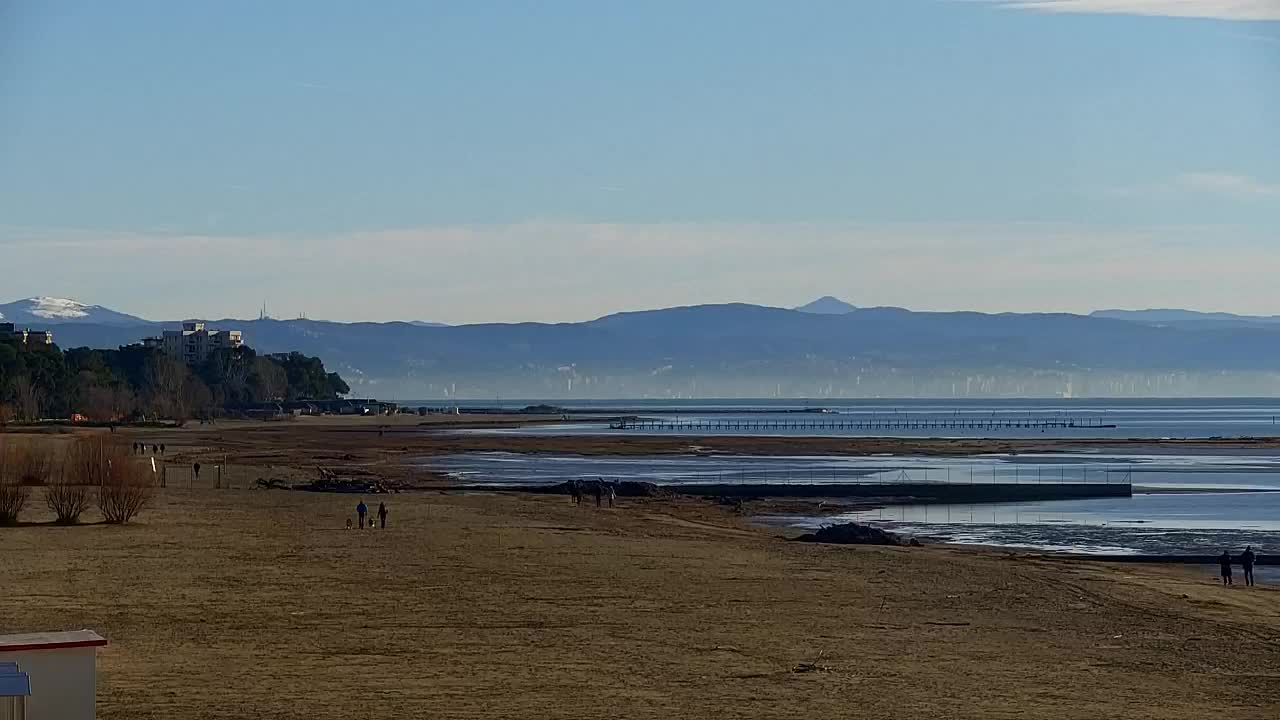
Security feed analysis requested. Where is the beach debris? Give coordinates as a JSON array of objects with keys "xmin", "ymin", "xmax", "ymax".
[
  {"xmin": 298, "ymin": 477, "xmax": 394, "ymax": 494},
  {"xmin": 792, "ymin": 522, "xmax": 919, "ymax": 547},
  {"xmin": 791, "ymin": 662, "xmax": 832, "ymax": 674}
]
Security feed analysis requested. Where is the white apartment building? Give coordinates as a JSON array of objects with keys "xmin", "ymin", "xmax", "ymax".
[{"xmin": 145, "ymin": 322, "xmax": 243, "ymax": 364}]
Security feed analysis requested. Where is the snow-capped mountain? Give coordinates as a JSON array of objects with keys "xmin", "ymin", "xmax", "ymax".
[{"xmin": 0, "ymin": 297, "xmax": 151, "ymax": 327}]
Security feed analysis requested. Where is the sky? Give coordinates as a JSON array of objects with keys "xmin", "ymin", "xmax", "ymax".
[{"xmin": 1, "ymin": 0, "xmax": 1278, "ymax": 324}]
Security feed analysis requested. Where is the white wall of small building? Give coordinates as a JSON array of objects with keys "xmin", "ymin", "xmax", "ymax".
[{"xmin": 0, "ymin": 647, "xmax": 97, "ymax": 720}]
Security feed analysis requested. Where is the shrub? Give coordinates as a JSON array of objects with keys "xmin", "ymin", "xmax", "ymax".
[
  {"xmin": 13, "ymin": 442, "xmax": 53, "ymax": 486},
  {"xmin": 0, "ymin": 440, "xmax": 53, "ymax": 525},
  {"xmin": 63, "ymin": 435, "xmax": 115, "ymax": 488},
  {"xmin": 0, "ymin": 478, "xmax": 28, "ymax": 525},
  {"xmin": 44, "ymin": 473, "xmax": 91, "ymax": 524},
  {"xmin": 96, "ymin": 451, "xmax": 153, "ymax": 524},
  {"xmin": 45, "ymin": 435, "xmax": 125, "ymax": 524}
]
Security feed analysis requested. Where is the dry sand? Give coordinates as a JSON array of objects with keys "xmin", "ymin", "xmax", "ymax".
[{"xmin": 2, "ymin": 485, "xmax": 1278, "ymax": 719}]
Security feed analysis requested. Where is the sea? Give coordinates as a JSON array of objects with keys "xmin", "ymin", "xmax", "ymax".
[
  {"xmin": 424, "ymin": 398, "xmax": 1280, "ymax": 561},
  {"xmin": 442, "ymin": 397, "xmax": 1280, "ymax": 439}
]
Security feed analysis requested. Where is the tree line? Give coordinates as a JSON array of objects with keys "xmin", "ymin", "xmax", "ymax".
[{"xmin": 0, "ymin": 339, "xmax": 350, "ymax": 422}]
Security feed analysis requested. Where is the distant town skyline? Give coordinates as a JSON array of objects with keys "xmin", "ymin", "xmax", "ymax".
[{"xmin": 1, "ymin": 1, "xmax": 1277, "ymax": 323}]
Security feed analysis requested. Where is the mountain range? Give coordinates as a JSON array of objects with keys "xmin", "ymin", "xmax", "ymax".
[{"xmin": 10, "ymin": 297, "xmax": 1280, "ymax": 399}]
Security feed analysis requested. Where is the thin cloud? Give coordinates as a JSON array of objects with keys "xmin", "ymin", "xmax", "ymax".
[
  {"xmin": 1176, "ymin": 172, "xmax": 1280, "ymax": 198},
  {"xmin": 989, "ymin": 1, "xmax": 1280, "ymax": 21},
  {"xmin": 1107, "ymin": 172, "xmax": 1280, "ymax": 199}
]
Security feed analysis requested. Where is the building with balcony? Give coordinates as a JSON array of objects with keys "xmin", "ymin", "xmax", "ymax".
[{"xmin": 146, "ymin": 322, "xmax": 243, "ymax": 365}]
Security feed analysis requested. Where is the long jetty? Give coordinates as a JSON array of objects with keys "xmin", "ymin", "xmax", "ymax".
[
  {"xmin": 610, "ymin": 417, "xmax": 1116, "ymax": 432},
  {"xmin": 674, "ymin": 481, "xmax": 1131, "ymax": 503}
]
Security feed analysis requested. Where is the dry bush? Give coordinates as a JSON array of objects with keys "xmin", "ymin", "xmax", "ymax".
[
  {"xmin": 0, "ymin": 439, "xmax": 54, "ymax": 525},
  {"xmin": 0, "ymin": 441, "xmax": 28, "ymax": 525},
  {"xmin": 45, "ymin": 435, "xmax": 116, "ymax": 524},
  {"xmin": 63, "ymin": 435, "xmax": 117, "ymax": 486},
  {"xmin": 13, "ymin": 442, "xmax": 54, "ymax": 486},
  {"xmin": 97, "ymin": 450, "xmax": 154, "ymax": 525},
  {"xmin": 0, "ymin": 478, "xmax": 27, "ymax": 525},
  {"xmin": 44, "ymin": 473, "xmax": 91, "ymax": 524}
]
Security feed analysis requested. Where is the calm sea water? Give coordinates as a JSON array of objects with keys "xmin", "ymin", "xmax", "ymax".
[
  {"xmin": 430, "ymin": 450, "xmax": 1280, "ymax": 557},
  {"xmin": 444, "ymin": 398, "xmax": 1280, "ymax": 439}
]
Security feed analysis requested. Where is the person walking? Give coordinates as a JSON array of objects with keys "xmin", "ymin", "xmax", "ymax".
[
  {"xmin": 1241, "ymin": 546, "xmax": 1256, "ymax": 587},
  {"xmin": 1219, "ymin": 550, "xmax": 1233, "ymax": 586},
  {"xmin": 608, "ymin": 482, "xmax": 617, "ymax": 508},
  {"xmin": 593, "ymin": 481, "xmax": 603, "ymax": 508},
  {"xmin": 357, "ymin": 500, "xmax": 368, "ymax": 529},
  {"xmin": 569, "ymin": 479, "xmax": 581, "ymax": 505},
  {"xmin": 193, "ymin": 462, "xmax": 201, "ymax": 480},
  {"xmin": 377, "ymin": 501, "xmax": 388, "ymax": 529}
]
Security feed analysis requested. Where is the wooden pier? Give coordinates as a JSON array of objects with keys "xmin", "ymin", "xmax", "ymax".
[{"xmin": 610, "ymin": 417, "xmax": 1117, "ymax": 432}]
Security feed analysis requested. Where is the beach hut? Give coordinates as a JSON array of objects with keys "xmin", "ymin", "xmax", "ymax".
[
  {"xmin": 0, "ymin": 662, "xmax": 32, "ymax": 720},
  {"xmin": 0, "ymin": 631, "xmax": 107, "ymax": 720}
]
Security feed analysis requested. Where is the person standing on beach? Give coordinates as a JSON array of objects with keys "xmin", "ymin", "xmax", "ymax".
[
  {"xmin": 377, "ymin": 501, "xmax": 388, "ymax": 529},
  {"xmin": 608, "ymin": 482, "xmax": 617, "ymax": 508},
  {"xmin": 1241, "ymin": 546, "xmax": 1256, "ymax": 587},
  {"xmin": 593, "ymin": 481, "xmax": 603, "ymax": 508},
  {"xmin": 1219, "ymin": 550, "xmax": 1233, "ymax": 586},
  {"xmin": 357, "ymin": 500, "xmax": 368, "ymax": 529},
  {"xmin": 569, "ymin": 479, "xmax": 581, "ymax": 505}
]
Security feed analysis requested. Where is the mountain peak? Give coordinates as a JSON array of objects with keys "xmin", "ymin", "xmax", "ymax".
[
  {"xmin": 795, "ymin": 296, "xmax": 857, "ymax": 314},
  {"xmin": 0, "ymin": 298, "xmax": 149, "ymax": 327},
  {"xmin": 25, "ymin": 297, "xmax": 93, "ymax": 319}
]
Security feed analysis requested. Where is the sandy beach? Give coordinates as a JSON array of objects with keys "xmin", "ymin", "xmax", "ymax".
[{"xmin": 2, "ymin": 425, "xmax": 1279, "ymax": 719}]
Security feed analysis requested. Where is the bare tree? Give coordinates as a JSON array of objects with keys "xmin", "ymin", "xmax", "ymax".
[
  {"xmin": 182, "ymin": 377, "xmax": 214, "ymax": 419},
  {"xmin": 63, "ymin": 435, "xmax": 116, "ymax": 487},
  {"xmin": 146, "ymin": 357, "xmax": 189, "ymax": 419},
  {"xmin": 253, "ymin": 356, "xmax": 287, "ymax": 402},
  {"xmin": 10, "ymin": 376, "xmax": 43, "ymax": 422}
]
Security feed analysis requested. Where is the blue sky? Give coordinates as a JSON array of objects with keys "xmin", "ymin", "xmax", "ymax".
[{"xmin": 1, "ymin": 0, "xmax": 1277, "ymax": 322}]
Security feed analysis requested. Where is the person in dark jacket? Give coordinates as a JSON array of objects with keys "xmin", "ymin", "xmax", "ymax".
[
  {"xmin": 1219, "ymin": 550, "xmax": 1233, "ymax": 586},
  {"xmin": 377, "ymin": 501, "xmax": 388, "ymax": 529},
  {"xmin": 1241, "ymin": 546, "xmax": 1256, "ymax": 587},
  {"xmin": 357, "ymin": 500, "xmax": 368, "ymax": 529}
]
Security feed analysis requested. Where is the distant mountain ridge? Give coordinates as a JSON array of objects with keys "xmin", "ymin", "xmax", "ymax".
[
  {"xmin": 1091, "ymin": 309, "xmax": 1280, "ymax": 328},
  {"xmin": 19, "ymin": 297, "xmax": 1280, "ymax": 399}
]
